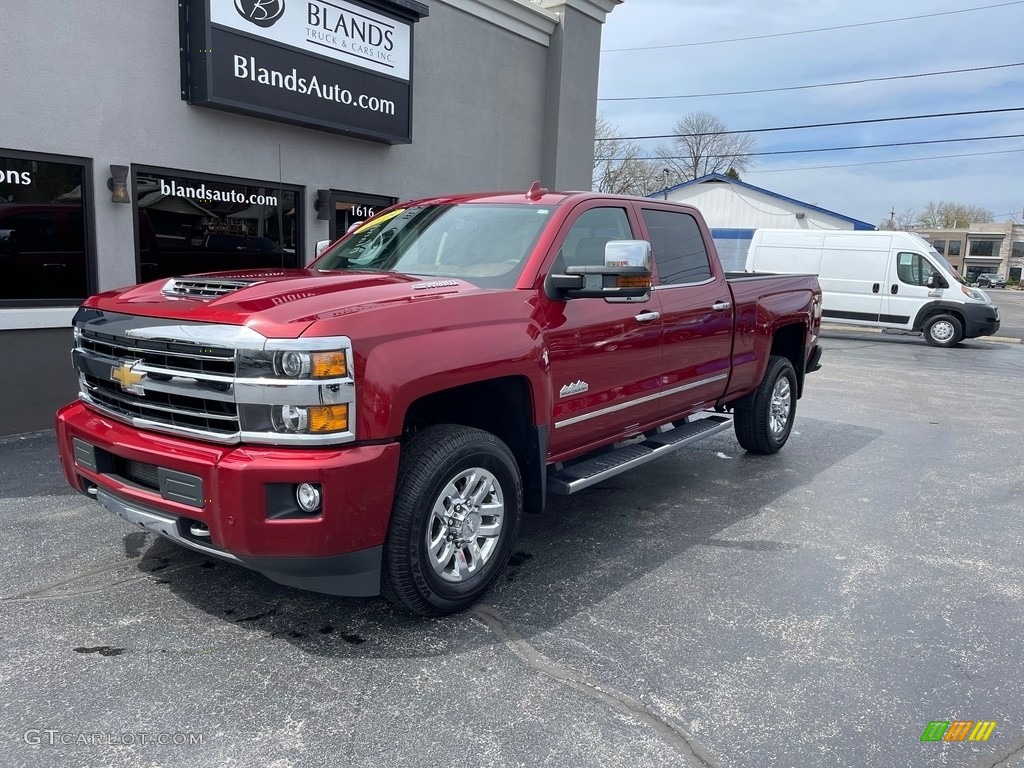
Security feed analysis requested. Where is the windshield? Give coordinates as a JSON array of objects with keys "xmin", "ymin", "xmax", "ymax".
[
  {"xmin": 313, "ymin": 203, "xmax": 555, "ymax": 289},
  {"xmin": 928, "ymin": 249, "xmax": 969, "ymax": 285}
]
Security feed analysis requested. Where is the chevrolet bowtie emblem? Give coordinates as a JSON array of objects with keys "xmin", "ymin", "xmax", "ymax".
[{"xmin": 111, "ymin": 360, "xmax": 146, "ymax": 396}]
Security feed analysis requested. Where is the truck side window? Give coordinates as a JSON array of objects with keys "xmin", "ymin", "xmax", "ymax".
[
  {"xmin": 640, "ymin": 209, "xmax": 712, "ymax": 285},
  {"xmin": 555, "ymin": 207, "xmax": 632, "ymax": 270},
  {"xmin": 896, "ymin": 252, "xmax": 936, "ymax": 286}
]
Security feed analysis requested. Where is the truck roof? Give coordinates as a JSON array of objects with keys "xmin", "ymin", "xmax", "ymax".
[{"xmin": 393, "ymin": 187, "xmax": 687, "ymax": 209}]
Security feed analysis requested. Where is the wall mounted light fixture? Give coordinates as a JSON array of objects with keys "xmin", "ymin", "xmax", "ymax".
[
  {"xmin": 107, "ymin": 165, "xmax": 130, "ymax": 204},
  {"xmin": 314, "ymin": 189, "xmax": 332, "ymax": 221}
]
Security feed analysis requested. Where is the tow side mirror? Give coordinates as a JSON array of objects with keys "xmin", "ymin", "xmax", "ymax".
[
  {"xmin": 550, "ymin": 240, "xmax": 653, "ymax": 300},
  {"xmin": 927, "ymin": 273, "xmax": 947, "ymax": 289},
  {"xmin": 314, "ymin": 239, "xmax": 331, "ymax": 257}
]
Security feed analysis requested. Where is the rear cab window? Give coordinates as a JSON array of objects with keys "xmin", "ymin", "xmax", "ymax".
[{"xmin": 639, "ymin": 208, "xmax": 713, "ymax": 285}]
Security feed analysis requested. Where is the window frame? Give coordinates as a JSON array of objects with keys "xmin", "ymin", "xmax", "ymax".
[
  {"xmin": 131, "ymin": 164, "xmax": 305, "ymax": 284},
  {"xmin": 638, "ymin": 206, "xmax": 714, "ymax": 288},
  {"xmin": 0, "ymin": 147, "xmax": 96, "ymax": 308},
  {"xmin": 895, "ymin": 251, "xmax": 938, "ymax": 287}
]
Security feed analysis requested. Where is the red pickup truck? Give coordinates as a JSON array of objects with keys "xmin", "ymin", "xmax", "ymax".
[{"xmin": 56, "ymin": 188, "xmax": 822, "ymax": 615}]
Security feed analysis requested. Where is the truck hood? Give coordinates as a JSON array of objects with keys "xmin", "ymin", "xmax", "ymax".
[{"xmin": 83, "ymin": 269, "xmax": 477, "ymax": 339}]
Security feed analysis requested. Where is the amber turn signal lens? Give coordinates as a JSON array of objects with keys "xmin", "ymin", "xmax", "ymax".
[
  {"xmin": 617, "ymin": 276, "xmax": 651, "ymax": 288},
  {"xmin": 308, "ymin": 405, "xmax": 349, "ymax": 433},
  {"xmin": 311, "ymin": 351, "xmax": 348, "ymax": 378}
]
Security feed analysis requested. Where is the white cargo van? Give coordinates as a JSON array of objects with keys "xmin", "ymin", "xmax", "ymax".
[{"xmin": 745, "ymin": 229, "xmax": 1000, "ymax": 347}]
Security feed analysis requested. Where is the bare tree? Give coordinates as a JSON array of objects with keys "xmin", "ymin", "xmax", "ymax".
[
  {"xmin": 656, "ymin": 111, "xmax": 756, "ymax": 184},
  {"xmin": 593, "ymin": 114, "xmax": 662, "ymax": 196},
  {"xmin": 917, "ymin": 201, "xmax": 994, "ymax": 228},
  {"xmin": 879, "ymin": 208, "xmax": 917, "ymax": 230}
]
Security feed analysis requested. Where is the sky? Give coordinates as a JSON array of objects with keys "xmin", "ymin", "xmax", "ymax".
[{"xmin": 596, "ymin": 0, "xmax": 1024, "ymax": 226}]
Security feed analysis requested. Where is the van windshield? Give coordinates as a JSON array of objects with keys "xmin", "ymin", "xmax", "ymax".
[
  {"xmin": 313, "ymin": 203, "xmax": 554, "ymax": 289},
  {"xmin": 928, "ymin": 249, "xmax": 969, "ymax": 285}
]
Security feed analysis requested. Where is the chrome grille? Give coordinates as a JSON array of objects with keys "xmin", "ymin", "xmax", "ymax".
[
  {"xmin": 162, "ymin": 278, "xmax": 259, "ymax": 299},
  {"xmin": 82, "ymin": 373, "xmax": 239, "ymax": 436},
  {"xmin": 79, "ymin": 328, "xmax": 236, "ymax": 377},
  {"xmin": 71, "ymin": 309, "xmax": 357, "ymax": 446},
  {"xmin": 75, "ymin": 315, "xmax": 241, "ymax": 441}
]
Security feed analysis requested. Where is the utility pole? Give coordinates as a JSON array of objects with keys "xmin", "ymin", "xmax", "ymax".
[{"xmin": 889, "ymin": 208, "xmax": 895, "ymax": 229}]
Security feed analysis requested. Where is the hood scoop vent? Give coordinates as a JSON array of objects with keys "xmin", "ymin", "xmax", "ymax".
[{"xmin": 162, "ymin": 277, "xmax": 262, "ymax": 300}]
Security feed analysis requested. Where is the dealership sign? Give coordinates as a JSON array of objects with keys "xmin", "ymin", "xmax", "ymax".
[{"xmin": 180, "ymin": 0, "xmax": 428, "ymax": 143}]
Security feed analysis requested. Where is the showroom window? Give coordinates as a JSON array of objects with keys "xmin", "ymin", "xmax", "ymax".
[
  {"xmin": 133, "ymin": 168, "xmax": 301, "ymax": 283},
  {"xmin": 0, "ymin": 150, "xmax": 93, "ymax": 305}
]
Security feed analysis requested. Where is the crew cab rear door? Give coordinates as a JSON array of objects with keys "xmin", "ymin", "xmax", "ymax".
[
  {"xmin": 636, "ymin": 204, "xmax": 733, "ymax": 417},
  {"xmin": 541, "ymin": 201, "xmax": 665, "ymax": 459}
]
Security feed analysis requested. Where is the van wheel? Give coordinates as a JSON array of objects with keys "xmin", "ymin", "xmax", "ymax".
[
  {"xmin": 382, "ymin": 425, "xmax": 522, "ymax": 616},
  {"xmin": 923, "ymin": 314, "xmax": 963, "ymax": 347},
  {"xmin": 733, "ymin": 356, "xmax": 797, "ymax": 455}
]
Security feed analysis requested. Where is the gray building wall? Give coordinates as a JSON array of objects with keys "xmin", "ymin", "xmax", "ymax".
[{"xmin": 0, "ymin": 0, "xmax": 622, "ymax": 435}]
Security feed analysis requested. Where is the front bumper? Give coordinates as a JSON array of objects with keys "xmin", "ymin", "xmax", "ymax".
[
  {"xmin": 56, "ymin": 401, "xmax": 401, "ymax": 596},
  {"xmin": 962, "ymin": 303, "xmax": 1001, "ymax": 338}
]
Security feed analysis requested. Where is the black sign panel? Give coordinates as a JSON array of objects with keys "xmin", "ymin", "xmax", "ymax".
[{"xmin": 180, "ymin": 0, "xmax": 427, "ymax": 144}]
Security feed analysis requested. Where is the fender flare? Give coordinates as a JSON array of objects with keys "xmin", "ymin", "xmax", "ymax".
[{"xmin": 912, "ymin": 300, "xmax": 966, "ymax": 331}]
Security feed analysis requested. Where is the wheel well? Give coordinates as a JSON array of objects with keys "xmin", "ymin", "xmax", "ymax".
[
  {"xmin": 917, "ymin": 307, "xmax": 965, "ymax": 332},
  {"xmin": 770, "ymin": 323, "xmax": 806, "ymax": 397},
  {"xmin": 403, "ymin": 377, "xmax": 546, "ymax": 513}
]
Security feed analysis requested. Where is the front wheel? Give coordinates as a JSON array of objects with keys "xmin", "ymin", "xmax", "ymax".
[
  {"xmin": 733, "ymin": 356, "xmax": 797, "ymax": 455},
  {"xmin": 923, "ymin": 314, "xmax": 963, "ymax": 347},
  {"xmin": 382, "ymin": 425, "xmax": 522, "ymax": 616}
]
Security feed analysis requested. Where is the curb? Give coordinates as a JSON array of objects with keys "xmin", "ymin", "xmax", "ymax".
[
  {"xmin": 979, "ymin": 335, "xmax": 1023, "ymax": 344},
  {"xmin": 822, "ymin": 325, "xmax": 1021, "ymax": 344}
]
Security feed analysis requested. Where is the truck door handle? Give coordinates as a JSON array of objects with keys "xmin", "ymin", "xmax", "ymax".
[
  {"xmin": 891, "ymin": 284, "xmax": 899, "ymax": 294},
  {"xmin": 711, "ymin": 301, "xmax": 732, "ymax": 311},
  {"xmin": 872, "ymin": 283, "xmax": 880, "ymax": 293},
  {"xmin": 634, "ymin": 311, "xmax": 661, "ymax": 323}
]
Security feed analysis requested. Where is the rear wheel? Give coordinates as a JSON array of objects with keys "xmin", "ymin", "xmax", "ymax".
[
  {"xmin": 382, "ymin": 425, "xmax": 522, "ymax": 616},
  {"xmin": 733, "ymin": 356, "xmax": 797, "ymax": 455},
  {"xmin": 923, "ymin": 314, "xmax": 963, "ymax": 347}
]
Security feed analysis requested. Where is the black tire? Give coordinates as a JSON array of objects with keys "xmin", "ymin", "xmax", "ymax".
[
  {"xmin": 381, "ymin": 425, "xmax": 522, "ymax": 616},
  {"xmin": 923, "ymin": 313, "xmax": 963, "ymax": 347},
  {"xmin": 733, "ymin": 356, "xmax": 797, "ymax": 455}
]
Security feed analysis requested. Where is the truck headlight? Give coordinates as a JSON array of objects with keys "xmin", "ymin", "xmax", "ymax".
[
  {"xmin": 276, "ymin": 351, "xmax": 310, "ymax": 378},
  {"xmin": 272, "ymin": 350, "xmax": 348, "ymax": 379},
  {"xmin": 271, "ymin": 404, "xmax": 348, "ymax": 434},
  {"xmin": 273, "ymin": 405, "xmax": 309, "ymax": 432}
]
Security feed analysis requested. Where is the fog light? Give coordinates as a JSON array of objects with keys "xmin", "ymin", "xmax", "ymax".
[{"xmin": 296, "ymin": 482, "xmax": 322, "ymax": 513}]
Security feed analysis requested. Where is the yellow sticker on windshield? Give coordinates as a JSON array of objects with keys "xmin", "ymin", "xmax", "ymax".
[{"xmin": 354, "ymin": 208, "xmax": 405, "ymax": 234}]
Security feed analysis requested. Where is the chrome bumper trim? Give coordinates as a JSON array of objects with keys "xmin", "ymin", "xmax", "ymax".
[{"xmin": 94, "ymin": 487, "xmax": 239, "ymax": 562}]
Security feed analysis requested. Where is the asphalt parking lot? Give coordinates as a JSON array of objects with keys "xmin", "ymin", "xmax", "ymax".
[
  {"xmin": 989, "ymin": 286, "xmax": 1024, "ymax": 341},
  {"xmin": 2, "ymin": 330, "xmax": 1023, "ymax": 768}
]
